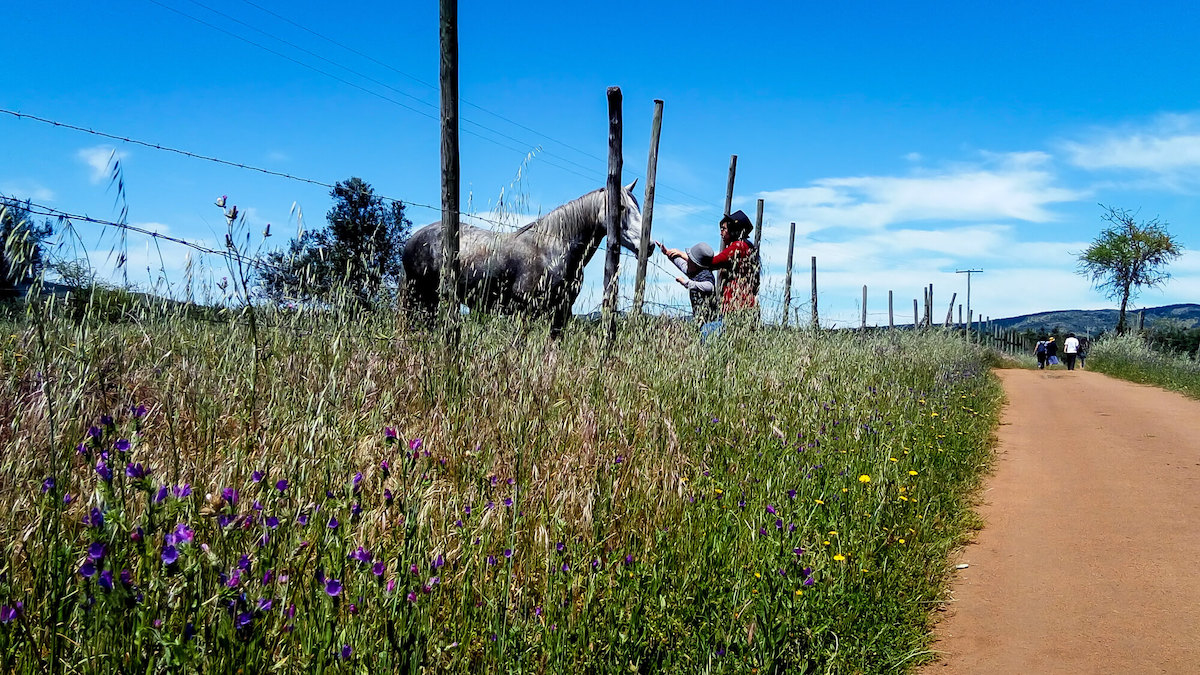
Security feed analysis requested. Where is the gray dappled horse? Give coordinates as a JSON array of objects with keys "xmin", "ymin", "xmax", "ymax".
[{"xmin": 402, "ymin": 182, "xmax": 643, "ymax": 338}]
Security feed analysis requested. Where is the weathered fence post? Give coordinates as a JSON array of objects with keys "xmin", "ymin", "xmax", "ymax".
[
  {"xmin": 944, "ymin": 292, "xmax": 957, "ymax": 327},
  {"xmin": 724, "ymin": 155, "xmax": 737, "ymax": 216},
  {"xmin": 602, "ymin": 87, "xmax": 623, "ymax": 351},
  {"xmin": 810, "ymin": 256, "xmax": 819, "ymax": 329},
  {"xmin": 927, "ymin": 284, "xmax": 934, "ymax": 326},
  {"xmin": 782, "ymin": 222, "xmax": 796, "ymax": 327},
  {"xmin": 439, "ymin": 0, "xmax": 461, "ymax": 346},
  {"xmin": 913, "ymin": 299, "xmax": 918, "ymax": 328},
  {"xmin": 888, "ymin": 290, "xmax": 894, "ymax": 329},
  {"xmin": 753, "ymin": 199, "xmax": 764, "ymax": 251},
  {"xmin": 632, "ymin": 99, "xmax": 663, "ymax": 316},
  {"xmin": 861, "ymin": 285, "xmax": 867, "ymax": 330}
]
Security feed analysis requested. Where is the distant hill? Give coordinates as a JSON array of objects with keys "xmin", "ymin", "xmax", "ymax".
[{"xmin": 991, "ymin": 303, "xmax": 1200, "ymax": 336}]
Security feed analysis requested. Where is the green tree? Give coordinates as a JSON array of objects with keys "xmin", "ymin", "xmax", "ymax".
[
  {"xmin": 1, "ymin": 197, "xmax": 54, "ymax": 299},
  {"xmin": 1076, "ymin": 206, "xmax": 1183, "ymax": 335},
  {"xmin": 260, "ymin": 177, "xmax": 411, "ymax": 306}
]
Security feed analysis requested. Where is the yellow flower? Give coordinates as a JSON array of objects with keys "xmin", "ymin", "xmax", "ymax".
[
  {"xmin": 714, "ymin": 488, "xmax": 723, "ymax": 495},
  {"xmin": 858, "ymin": 475, "xmax": 871, "ymax": 483},
  {"xmin": 815, "ymin": 499, "xmax": 824, "ymax": 505},
  {"xmin": 828, "ymin": 530, "xmax": 838, "ymax": 535},
  {"xmin": 931, "ymin": 411, "xmax": 939, "ymax": 417},
  {"xmin": 908, "ymin": 470, "xmax": 918, "ymax": 475},
  {"xmin": 794, "ymin": 589, "xmax": 803, "ymax": 596},
  {"xmin": 888, "ymin": 457, "xmax": 898, "ymax": 462},
  {"xmin": 833, "ymin": 554, "xmax": 846, "ymax": 561},
  {"xmin": 899, "ymin": 539, "xmax": 906, "ymax": 544},
  {"xmin": 754, "ymin": 572, "xmax": 761, "ymax": 579}
]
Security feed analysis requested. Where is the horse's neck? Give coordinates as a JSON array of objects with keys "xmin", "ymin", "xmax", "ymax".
[{"xmin": 527, "ymin": 192, "xmax": 605, "ymax": 269}]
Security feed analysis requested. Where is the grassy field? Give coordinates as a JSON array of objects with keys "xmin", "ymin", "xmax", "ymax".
[
  {"xmin": 1086, "ymin": 333, "xmax": 1200, "ymax": 400},
  {"xmin": 0, "ymin": 299, "xmax": 1003, "ymax": 674}
]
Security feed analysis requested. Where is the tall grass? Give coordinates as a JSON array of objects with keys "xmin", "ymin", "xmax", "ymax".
[
  {"xmin": 1086, "ymin": 333, "xmax": 1200, "ymax": 399},
  {"xmin": 0, "ymin": 296, "xmax": 1001, "ymax": 673}
]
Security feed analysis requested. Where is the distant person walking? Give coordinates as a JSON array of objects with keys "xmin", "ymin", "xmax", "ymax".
[
  {"xmin": 1046, "ymin": 336, "xmax": 1059, "ymax": 367},
  {"xmin": 1035, "ymin": 337, "xmax": 1049, "ymax": 369},
  {"xmin": 1063, "ymin": 333, "xmax": 1081, "ymax": 370},
  {"xmin": 1078, "ymin": 338, "xmax": 1088, "ymax": 369}
]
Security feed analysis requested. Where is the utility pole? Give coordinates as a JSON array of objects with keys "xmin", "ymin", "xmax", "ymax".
[{"xmin": 956, "ymin": 269, "xmax": 983, "ymax": 341}]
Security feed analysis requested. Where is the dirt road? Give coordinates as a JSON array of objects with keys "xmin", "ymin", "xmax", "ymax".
[{"xmin": 923, "ymin": 368, "xmax": 1200, "ymax": 674}]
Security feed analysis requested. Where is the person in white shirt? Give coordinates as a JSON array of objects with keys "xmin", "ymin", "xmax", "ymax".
[{"xmin": 1063, "ymin": 333, "xmax": 1081, "ymax": 371}]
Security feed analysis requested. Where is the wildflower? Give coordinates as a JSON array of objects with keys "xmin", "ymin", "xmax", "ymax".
[
  {"xmin": 504, "ymin": 548, "xmax": 512, "ymax": 558},
  {"xmin": 503, "ymin": 497, "xmax": 513, "ymax": 507},
  {"xmin": 787, "ymin": 489, "xmax": 796, "ymax": 500},
  {"xmin": 87, "ymin": 426, "xmax": 102, "ymax": 439},
  {"xmin": 556, "ymin": 542, "xmax": 564, "ymax": 553},
  {"xmin": 372, "ymin": 561, "xmax": 386, "ymax": 577},
  {"xmin": 120, "ymin": 569, "xmax": 133, "ymax": 586},
  {"xmin": 384, "ymin": 489, "xmax": 394, "ymax": 505},
  {"xmin": 113, "ymin": 439, "xmax": 131, "ymax": 452},
  {"xmin": 222, "ymin": 488, "xmax": 239, "ymax": 505},
  {"xmin": 154, "ymin": 485, "xmax": 169, "ymax": 504},
  {"xmin": 463, "ymin": 506, "xmax": 471, "ymax": 515},
  {"xmin": 275, "ymin": 479, "xmax": 288, "ymax": 492},
  {"xmin": 63, "ymin": 493, "xmax": 74, "ymax": 505},
  {"xmin": 257, "ymin": 598, "xmax": 273, "ymax": 612},
  {"xmin": 386, "ymin": 579, "xmax": 396, "ymax": 593},
  {"xmin": 95, "ymin": 460, "xmax": 112, "ymax": 483},
  {"xmin": 858, "ymin": 475, "xmax": 871, "ymax": 483},
  {"xmin": 350, "ymin": 547, "xmax": 371, "ymax": 564},
  {"xmin": 0, "ymin": 602, "xmax": 23, "ymax": 623},
  {"xmin": 162, "ymin": 546, "xmax": 179, "ymax": 565},
  {"xmin": 125, "ymin": 463, "xmax": 146, "ymax": 479},
  {"xmin": 88, "ymin": 542, "xmax": 106, "ymax": 561},
  {"xmin": 131, "ymin": 404, "xmax": 148, "ymax": 418},
  {"xmin": 327, "ymin": 517, "xmax": 339, "ymax": 530},
  {"xmin": 251, "ymin": 470, "xmax": 264, "ymax": 483},
  {"xmin": 296, "ymin": 513, "xmax": 309, "ymax": 526},
  {"xmin": 625, "ymin": 554, "xmax": 634, "ymax": 565},
  {"xmin": 236, "ymin": 612, "xmax": 253, "ymax": 629},
  {"xmin": 409, "ymin": 438, "xmax": 423, "ymax": 453},
  {"xmin": 406, "ymin": 591, "xmax": 416, "ymax": 603},
  {"xmin": 41, "ymin": 477, "xmax": 55, "ymax": 494},
  {"xmin": 561, "ymin": 562, "xmax": 570, "ymax": 573},
  {"xmin": 88, "ymin": 508, "xmax": 105, "ymax": 529},
  {"xmin": 174, "ymin": 484, "xmax": 192, "ymax": 498},
  {"xmin": 384, "ymin": 426, "xmax": 397, "ymax": 441},
  {"xmin": 131, "ymin": 527, "xmax": 143, "ymax": 543},
  {"xmin": 487, "ymin": 555, "xmax": 496, "ymax": 567},
  {"xmin": 909, "ymin": 470, "xmax": 918, "ymax": 475},
  {"xmin": 79, "ymin": 563, "xmax": 97, "ymax": 578},
  {"xmin": 775, "ymin": 519, "xmax": 783, "ymax": 530},
  {"xmin": 350, "ymin": 502, "xmax": 361, "ymax": 516},
  {"xmin": 266, "ymin": 516, "xmax": 279, "ymax": 529},
  {"xmin": 325, "ymin": 578, "xmax": 342, "ymax": 597},
  {"xmin": 833, "ymin": 554, "xmax": 846, "ymax": 561},
  {"xmin": 614, "ymin": 455, "xmax": 624, "ymax": 464},
  {"xmin": 431, "ymin": 555, "xmax": 444, "ymax": 570},
  {"xmin": 98, "ymin": 570, "xmax": 113, "ymax": 591}
]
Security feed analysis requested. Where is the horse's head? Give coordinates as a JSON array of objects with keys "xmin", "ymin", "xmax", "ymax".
[{"xmin": 608, "ymin": 179, "xmax": 644, "ymax": 252}]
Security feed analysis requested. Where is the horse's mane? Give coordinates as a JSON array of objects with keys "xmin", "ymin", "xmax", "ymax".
[{"xmin": 513, "ymin": 188, "xmax": 604, "ymax": 238}]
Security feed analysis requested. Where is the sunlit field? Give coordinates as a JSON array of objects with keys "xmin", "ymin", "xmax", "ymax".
[{"xmin": 0, "ymin": 297, "xmax": 1002, "ymax": 674}]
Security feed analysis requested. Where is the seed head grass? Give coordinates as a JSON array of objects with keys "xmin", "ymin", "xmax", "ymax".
[{"xmin": 0, "ymin": 298, "xmax": 1002, "ymax": 673}]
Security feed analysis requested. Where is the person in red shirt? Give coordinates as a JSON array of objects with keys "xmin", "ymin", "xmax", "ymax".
[{"xmin": 708, "ymin": 209, "xmax": 759, "ymax": 315}]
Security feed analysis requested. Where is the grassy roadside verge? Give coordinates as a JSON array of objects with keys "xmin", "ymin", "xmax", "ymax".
[
  {"xmin": 0, "ymin": 305, "xmax": 1003, "ymax": 673},
  {"xmin": 1086, "ymin": 334, "xmax": 1200, "ymax": 400}
]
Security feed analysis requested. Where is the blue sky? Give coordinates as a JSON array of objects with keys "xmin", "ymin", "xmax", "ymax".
[{"xmin": 4, "ymin": 0, "xmax": 1200, "ymax": 326}]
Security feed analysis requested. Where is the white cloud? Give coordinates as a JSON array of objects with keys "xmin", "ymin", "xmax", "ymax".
[
  {"xmin": 77, "ymin": 146, "xmax": 128, "ymax": 184},
  {"xmin": 1, "ymin": 183, "xmax": 55, "ymax": 202},
  {"xmin": 756, "ymin": 152, "xmax": 1080, "ymax": 233},
  {"xmin": 1060, "ymin": 113, "xmax": 1200, "ymax": 188}
]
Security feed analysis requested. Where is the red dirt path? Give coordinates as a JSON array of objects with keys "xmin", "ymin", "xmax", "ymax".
[{"xmin": 922, "ymin": 368, "xmax": 1200, "ymax": 674}]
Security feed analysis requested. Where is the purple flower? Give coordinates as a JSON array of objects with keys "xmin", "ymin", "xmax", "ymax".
[
  {"xmin": 125, "ymin": 463, "xmax": 146, "ymax": 479},
  {"xmin": 350, "ymin": 502, "xmax": 361, "ymax": 516},
  {"xmin": 350, "ymin": 547, "xmax": 371, "ymax": 564},
  {"xmin": 787, "ymin": 489, "xmax": 797, "ymax": 499},
  {"xmin": 803, "ymin": 576, "xmax": 815, "ymax": 586},
  {"xmin": 41, "ymin": 477, "xmax": 55, "ymax": 494},
  {"xmin": 486, "ymin": 555, "xmax": 496, "ymax": 567},
  {"xmin": 87, "ymin": 542, "xmax": 106, "ymax": 561},
  {"xmin": 173, "ymin": 522, "xmax": 195, "ymax": 543},
  {"xmin": 556, "ymin": 542, "xmax": 565, "ymax": 553},
  {"xmin": 327, "ymin": 517, "xmax": 339, "ymax": 530},
  {"xmin": 174, "ymin": 484, "xmax": 192, "ymax": 498},
  {"xmin": 463, "ymin": 506, "xmax": 471, "ymax": 515},
  {"xmin": 222, "ymin": 488, "xmax": 238, "ymax": 505},
  {"xmin": 409, "ymin": 438, "xmax": 422, "ymax": 453},
  {"xmin": 340, "ymin": 644, "xmax": 353, "ymax": 660},
  {"xmin": 503, "ymin": 498, "xmax": 513, "ymax": 507},
  {"xmin": 504, "ymin": 548, "xmax": 513, "ymax": 558},
  {"xmin": 235, "ymin": 612, "xmax": 253, "ymax": 629},
  {"xmin": 113, "ymin": 438, "xmax": 131, "ymax": 452},
  {"xmin": 238, "ymin": 555, "xmax": 252, "ymax": 571},
  {"xmin": 87, "ymin": 426, "xmax": 102, "ymax": 439},
  {"xmin": 257, "ymin": 598, "xmax": 273, "ymax": 612},
  {"xmin": 765, "ymin": 504, "xmax": 777, "ymax": 515},
  {"xmin": 266, "ymin": 516, "xmax": 279, "ymax": 529},
  {"xmin": 131, "ymin": 404, "xmax": 148, "ymax": 418},
  {"xmin": 625, "ymin": 554, "xmax": 634, "ymax": 565},
  {"xmin": 431, "ymin": 555, "xmax": 444, "ymax": 570},
  {"xmin": 352, "ymin": 472, "xmax": 363, "ymax": 492},
  {"xmin": 275, "ymin": 479, "xmax": 288, "ymax": 492},
  {"xmin": 325, "ymin": 578, "xmax": 342, "ymax": 597},
  {"xmin": 384, "ymin": 426, "xmax": 397, "ymax": 440},
  {"xmin": 296, "ymin": 513, "xmax": 309, "ymax": 526},
  {"xmin": 63, "ymin": 493, "xmax": 74, "ymax": 505},
  {"xmin": 251, "ymin": 470, "xmax": 264, "ymax": 483},
  {"xmin": 0, "ymin": 602, "xmax": 22, "ymax": 623},
  {"xmin": 154, "ymin": 485, "xmax": 169, "ymax": 503},
  {"xmin": 775, "ymin": 518, "xmax": 783, "ymax": 530},
  {"xmin": 120, "ymin": 569, "xmax": 133, "ymax": 586},
  {"xmin": 561, "ymin": 562, "xmax": 570, "ymax": 573},
  {"xmin": 161, "ymin": 545, "xmax": 179, "ymax": 565},
  {"xmin": 217, "ymin": 515, "xmax": 235, "ymax": 528},
  {"xmin": 372, "ymin": 561, "xmax": 386, "ymax": 576},
  {"xmin": 95, "ymin": 460, "xmax": 112, "ymax": 483},
  {"xmin": 79, "ymin": 562, "xmax": 97, "ymax": 578},
  {"xmin": 98, "ymin": 570, "xmax": 113, "ymax": 591},
  {"xmin": 793, "ymin": 547, "xmax": 805, "ymax": 556}
]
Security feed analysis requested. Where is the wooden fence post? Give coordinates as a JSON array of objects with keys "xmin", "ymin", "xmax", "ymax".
[
  {"xmin": 724, "ymin": 155, "xmax": 737, "ymax": 216},
  {"xmin": 602, "ymin": 87, "xmax": 623, "ymax": 351},
  {"xmin": 753, "ymin": 199, "xmax": 764, "ymax": 251},
  {"xmin": 861, "ymin": 285, "xmax": 867, "ymax": 330},
  {"xmin": 944, "ymin": 292, "xmax": 957, "ymax": 327},
  {"xmin": 810, "ymin": 256, "xmax": 818, "ymax": 329},
  {"xmin": 913, "ymin": 299, "xmax": 918, "ymax": 328},
  {"xmin": 632, "ymin": 99, "xmax": 663, "ymax": 316},
  {"xmin": 438, "ymin": 0, "xmax": 461, "ymax": 346},
  {"xmin": 888, "ymin": 290, "xmax": 894, "ymax": 329},
  {"xmin": 782, "ymin": 222, "xmax": 796, "ymax": 327}
]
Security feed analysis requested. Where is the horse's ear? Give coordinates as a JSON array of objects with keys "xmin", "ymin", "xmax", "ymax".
[{"xmin": 624, "ymin": 179, "xmax": 638, "ymax": 192}]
